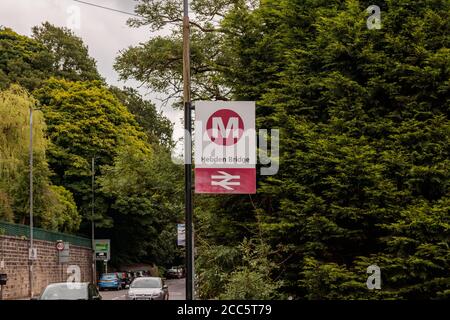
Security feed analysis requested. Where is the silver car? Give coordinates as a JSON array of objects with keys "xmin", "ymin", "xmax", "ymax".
[
  {"xmin": 126, "ymin": 277, "xmax": 169, "ymax": 300},
  {"xmin": 35, "ymin": 282, "xmax": 102, "ymax": 300}
]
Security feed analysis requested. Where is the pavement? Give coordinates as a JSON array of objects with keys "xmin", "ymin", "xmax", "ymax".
[{"xmin": 100, "ymin": 278, "xmax": 186, "ymax": 300}]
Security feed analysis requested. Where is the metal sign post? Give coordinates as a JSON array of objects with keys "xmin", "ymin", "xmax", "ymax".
[
  {"xmin": 58, "ymin": 242, "xmax": 70, "ymax": 264},
  {"xmin": 91, "ymin": 157, "xmax": 96, "ymax": 285},
  {"xmin": 29, "ymin": 106, "xmax": 34, "ymax": 299},
  {"xmin": 182, "ymin": 0, "xmax": 194, "ymax": 301}
]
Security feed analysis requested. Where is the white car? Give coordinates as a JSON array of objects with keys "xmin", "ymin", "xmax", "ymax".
[
  {"xmin": 126, "ymin": 277, "xmax": 169, "ymax": 300},
  {"xmin": 167, "ymin": 266, "xmax": 184, "ymax": 279},
  {"xmin": 35, "ymin": 282, "xmax": 102, "ymax": 300}
]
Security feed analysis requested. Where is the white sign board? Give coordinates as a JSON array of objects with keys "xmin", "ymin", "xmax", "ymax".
[
  {"xmin": 177, "ymin": 224, "xmax": 185, "ymax": 246},
  {"xmin": 194, "ymin": 101, "xmax": 256, "ymax": 194},
  {"xmin": 29, "ymin": 248, "xmax": 37, "ymax": 261},
  {"xmin": 58, "ymin": 242, "xmax": 70, "ymax": 264}
]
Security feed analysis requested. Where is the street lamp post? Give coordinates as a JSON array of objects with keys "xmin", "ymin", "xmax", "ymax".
[
  {"xmin": 91, "ymin": 157, "xmax": 96, "ymax": 285},
  {"xmin": 182, "ymin": 0, "xmax": 194, "ymax": 300},
  {"xmin": 28, "ymin": 106, "xmax": 34, "ymax": 299}
]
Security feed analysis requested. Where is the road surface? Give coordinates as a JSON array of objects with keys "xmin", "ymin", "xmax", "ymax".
[{"xmin": 100, "ymin": 278, "xmax": 186, "ymax": 300}]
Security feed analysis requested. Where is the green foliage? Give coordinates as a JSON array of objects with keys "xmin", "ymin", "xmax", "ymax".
[
  {"xmin": 0, "ymin": 85, "xmax": 46, "ymax": 225},
  {"xmin": 2, "ymin": 0, "xmax": 446, "ymax": 299},
  {"xmin": 109, "ymin": 86, "xmax": 174, "ymax": 148},
  {"xmin": 99, "ymin": 143, "xmax": 183, "ymax": 266},
  {"xmin": 238, "ymin": 0, "xmax": 450, "ymax": 299},
  {"xmin": 115, "ymin": 0, "xmax": 258, "ymax": 104},
  {"xmin": 196, "ymin": 244, "xmax": 242, "ymax": 299},
  {"xmin": 115, "ymin": 32, "xmax": 230, "ymax": 105},
  {"xmin": 299, "ymin": 257, "xmax": 372, "ymax": 300},
  {"xmin": 0, "ymin": 27, "xmax": 53, "ymax": 91},
  {"xmin": 33, "ymin": 78, "xmax": 146, "ymax": 226},
  {"xmin": 195, "ymin": 194, "xmax": 258, "ymax": 245},
  {"xmin": 0, "ymin": 24, "xmax": 182, "ymax": 267},
  {"xmin": 219, "ymin": 239, "xmax": 284, "ymax": 300},
  {"xmin": 32, "ymin": 22, "xmax": 103, "ymax": 83},
  {"xmin": 0, "ymin": 85, "xmax": 43, "ymax": 180},
  {"xmin": 0, "ymin": 85, "xmax": 81, "ymax": 232},
  {"xmin": 196, "ymin": 238, "xmax": 283, "ymax": 300},
  {"xmin": 152, "ymin": 0, "xmax": 449, "ymax": 299},
  {"xmin": 45, "ymin": 185, "xmax": 82, "ymax": 232},
  {"xmin": 158, "ymin": 265, "xmax": 167, "ymax": 278},
  {"xmin": 0, "ymin": 23, "xmax": 102, "ymax": 91}
]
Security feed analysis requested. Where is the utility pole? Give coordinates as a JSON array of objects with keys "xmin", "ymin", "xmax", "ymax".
[
  {"xmin": 182, "ymin": 0, "xmax": 194, "ymax": 300},
  {"xmin": 91, "ymin": 157, "xmax": 96, "ymax": 285},
  {"xmin": 28, "ymin": 107, "xmax": 34, "ymax": 299}
]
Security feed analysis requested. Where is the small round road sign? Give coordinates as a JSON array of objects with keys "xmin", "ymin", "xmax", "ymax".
[{"xmin": 56, "ymin": 241, "xmax": 65, "ymax": 251}]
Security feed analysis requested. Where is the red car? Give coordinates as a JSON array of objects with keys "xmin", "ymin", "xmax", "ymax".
[{"xmin": 115, "ymin": 272, "xmax": 130, "ymax": 289}]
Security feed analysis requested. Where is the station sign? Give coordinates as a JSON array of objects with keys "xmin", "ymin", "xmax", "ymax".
[{"xmin": 195, "ymin": 101, "xmax": 256, "ymax": 194}]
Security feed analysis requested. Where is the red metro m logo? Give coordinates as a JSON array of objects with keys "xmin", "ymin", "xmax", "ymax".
[{"xmin": 206, "ymin": 109, "xmax": 244, "ymax": 146}]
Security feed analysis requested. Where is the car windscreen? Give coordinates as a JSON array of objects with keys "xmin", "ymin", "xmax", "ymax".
[
  {"xmin": 40, "ymin": 284, "xmax": 87, "ymax": 300},
  {"xmin": 100, "ymin": 274, "xmax": 117, "ymax": 280},
  {"xmin": 131, "ymin": 278, "xmax": 161, "ymax": 288}
]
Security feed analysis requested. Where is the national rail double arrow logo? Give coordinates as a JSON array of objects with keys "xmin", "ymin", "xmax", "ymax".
[{"xmin": 211, "ymin": 171, "xmax": 241, "ymax": 191}]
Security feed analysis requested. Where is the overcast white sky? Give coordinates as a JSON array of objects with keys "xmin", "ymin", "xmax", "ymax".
[{"xmin": 0, "ymin": 0, "xmax": 184, "ymax": 150}]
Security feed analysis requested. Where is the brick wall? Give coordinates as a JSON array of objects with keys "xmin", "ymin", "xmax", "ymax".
[{"xmin": 0, "ymin": 235, "xmax": 92, "ymax": 300}]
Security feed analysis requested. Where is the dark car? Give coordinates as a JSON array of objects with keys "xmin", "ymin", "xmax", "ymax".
[
  {"xmin": 126, "ymin": 272, "xmax": 134, "ymax": 284},
  {"xmin": 116, "ymin": 272, "xmax": 130, "ymax": 289},
  {"xmin": 122, "ymin": 272, "xmax": 133, "ymax": 288},
  {"xmin": 35, "ymin": 282, "xmax": 101, "ymax": 300},
  {"xmin": 134, "ymin": 270, "xmax": 145, "ymax": 278}
]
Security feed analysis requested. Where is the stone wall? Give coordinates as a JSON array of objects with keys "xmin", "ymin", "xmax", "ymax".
[{"xmin": 0, "ymin": 235, "xmax": 92, "ymax": 300}]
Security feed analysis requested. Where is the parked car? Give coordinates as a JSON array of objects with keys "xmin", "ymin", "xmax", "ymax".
[
  {"xmin": 166, "ymin": 266, "xmax": 184, "ymax": 279},
  {"xmin": 116, "ymin": 272, "xmax": 130, "ymax": 289},
  {"xmin": 135, "ymin": 270, "xmax": 145, "ymax": 278},
  {"xmin": 125, "ymin": 272, "xmax": 133, "ymax": 286},
  {"xmin": 127, "ymin": 272, "xmax": 134, "ymax": 282},
  {"xmin": 98, "ymin": 273, "xmax": 122, "ymax": 291},
  {"xmin": 34, "ymin": 282, "xmax": 101, "ymax": 300},
  {"xmin": 126, "ymin": 277, "xmax": 169, "ymax": 300}
]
